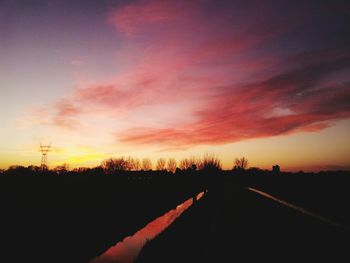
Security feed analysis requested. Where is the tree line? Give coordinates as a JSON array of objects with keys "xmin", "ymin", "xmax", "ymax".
[
  {"xmin": 1, "ymin": 155, "xmax": 249, "ymax": 175},
  {"xmin": 101, "ymin": 154, "xmax": 248, "ymax": 173}
]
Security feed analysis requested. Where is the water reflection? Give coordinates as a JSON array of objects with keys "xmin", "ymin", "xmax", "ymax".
[
  {"xmin": 90, "ymin": 191, "xmax": 205, "ymax": 263},
  {"xmin": 247, "ymin": 187, "xmax": 347, "ymax": 229}
]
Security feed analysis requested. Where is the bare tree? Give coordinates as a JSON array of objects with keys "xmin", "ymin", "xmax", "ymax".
[
  {"xmin": 199, "ymin": 154, "xmax": 222, "ymax": 171},
  {"xmin": 133, "ymin": 158, "xmax": 141, "ymax": 171},
  {"xmin": 126, "ymin": 157, "xmax": 135, "ymax": 171},
  {"xmin": 179, "ymin": 157, "xmax": 198, "ymax": 170},
  {"xmin": 101, "ymin": 157, "xmax": 130, "ymax": 174},
  {"xmin": 156, "ymin": 158, "xmax": 166, "ymax": 171},
  {"xmin": 167, "ymin": 158, "xmax": 177, "ymax": 173},
  {"xmin": 189, "ymin": 156, "xmax": 200, "ymax": 170},
  {"xmin": 179, "ymin": 158, "xmax": 192, "ymax": 170},
  {"xmin": 233, "ymin": 157, "xmax": 249, "ymax": 170},
  {"xmin": 142, "ymin": 158, "xmax": 152, "ymax": 171}
]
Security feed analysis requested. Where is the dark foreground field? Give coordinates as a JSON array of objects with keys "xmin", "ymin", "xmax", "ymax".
[
  {"xmin": 0, "ymin": 170, "xmax": 349, "ymax": 262},
  {"xmin": 137, "ymin": 177, "xmax": 350, "ymax": 262},
  {"xmin": 0, "ymin": 172, "xmax": 205, "ymax": 263}
]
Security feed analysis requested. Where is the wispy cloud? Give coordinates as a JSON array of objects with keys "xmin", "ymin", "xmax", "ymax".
[
  {"xmin": 34, "ymin": 0, "xmax": 350, "ymax": 149},
  {"xmin": 51, "ymin": 99, "xmax": 82, "ymax": 129},
  {"xmin": 119, "ymin": 48, "xmax": 350, "ymax": 147}
]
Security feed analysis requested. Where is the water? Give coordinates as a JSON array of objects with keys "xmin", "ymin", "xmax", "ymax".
[
  {"xmin": 247, "ymin": 187, "xmax": 347, "ymax": 229},
  {"xmin": 90, "ymin": 191, "xmax": 205, "ymax": 263}
]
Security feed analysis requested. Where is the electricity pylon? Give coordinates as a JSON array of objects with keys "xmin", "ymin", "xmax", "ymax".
[{"xmin": 39, "ymin": 144, "xmax": 51, "ymax": 170}]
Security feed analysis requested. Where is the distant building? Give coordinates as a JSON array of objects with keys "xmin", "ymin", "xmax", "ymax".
[{"xmin": 272, "ymin": 165, "xmax": 280, "ymax": 173}]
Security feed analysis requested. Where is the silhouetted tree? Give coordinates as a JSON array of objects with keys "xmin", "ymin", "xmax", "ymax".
[
  {"xmin": 133, "ymin": 158, "xmax": 141, "ymax": 171},
  {"xmin": 27, "ymin": 165, "xmax": 41, "ymax": 173},
  {"xmin": 125, "ymin": 157, "xmax": 133, "ymax": 171},
  {"xmin": 200, "ymin": 154, "xmax": 222, "ymax": 171},
  {"xmin": 142, "ymin": 158, "xmax": 152, "ymax": 171},
  {"xmin": 101, "ymin": 157, "xmax": 130, "ymax": 174},
  {"xmin": 8, "ymin": 165, "xmax": 26, "ymax": 171},
  {"xmin": 189, "ymin": 157, "xmax": 199, "ymax": 170},
  {"xmin": 167, "ymin": 158, "xmax": 177, "ymax": 173},
  {"xmin": 179, "ymin": 158, "xmax": 192, "ymax": 170},
  {"xmin": 233, "ymin": 157, "xmax": 248, "ymax": 170},
  {"xmin": 179, "ymin": 157, "xmax": 198, "ymax": 170},
  {"xmin": 6, "ymin": 165, "xmax": 33, "ymax": 176},
  {"xmin": 156, "ymin": 158, "xmax": 166, "ymax": 171},
  {"xmin": 54, "ymin": 163, "xmax": 69, "ymax": 175},
  {"xmin": 126, "ymin": 157, "xmax": 140, "ymax": 171}
]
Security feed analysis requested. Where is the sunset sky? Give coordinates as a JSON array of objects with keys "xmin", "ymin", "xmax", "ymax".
[{"xmin": 1, "ymin": 0, "xmax": 350, "ymax": 171}]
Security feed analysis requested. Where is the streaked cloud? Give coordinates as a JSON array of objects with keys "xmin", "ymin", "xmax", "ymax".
[{"xmin": 14, "ymin": 0, "xmax": 349, "ymax": 169}]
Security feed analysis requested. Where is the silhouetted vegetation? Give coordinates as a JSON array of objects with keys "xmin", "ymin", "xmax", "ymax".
[
  {"xmin": 101, "ymin": 157, "xmax": 130, "ymax": 173},
  {"xmin": 1, "ymin": 156, "xmax": 350, "ymax": 263},
  {"xmin": 200, "ymin": 154, "xmax": 222, "ymax": 171},
  {"xmin": 156, "ymin": 158, "xmax": 166, "ymax": 171},
  {"xmin": 233, "ymin": 156, "xmax": 249, "ymax": 170},
  {"xmin": 166, "ymin": 158, "xmax": 177, "ymax": 173},
  {"xmin": 136, "ymin": 174, "xmax": 350, "ymax": 263},
  {"xmin": 141, "ymin": 158, "xmax": 152, "ymax": 171}
]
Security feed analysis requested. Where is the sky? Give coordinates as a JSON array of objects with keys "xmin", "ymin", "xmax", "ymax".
[{"xmin": 1, "ymin": 0, "xmax": 350, "ymax": 171}]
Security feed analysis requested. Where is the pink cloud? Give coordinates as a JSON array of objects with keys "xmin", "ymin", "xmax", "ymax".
[
  {"xmin": 51, "ymin": 99, "xmax": 82, "ymax": 129},
  {"xmin": 108, "ymin": 0, "xmax": 196, "ymax": 35},
  {"xmin": 41, "ymin": 0, "xmax": 350, "ymax": 149},
  {"xmin": 118, "ymin": 50, "xmax": 350, "ymax": 147}
]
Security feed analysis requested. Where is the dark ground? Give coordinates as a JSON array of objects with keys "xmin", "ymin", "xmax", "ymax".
[
  {"xmin": 0, "ymin": 172, "xmax": 205, "ymax": 263},
  {"xmin": 136, "ymin": 175, "xmax": 350, "ymax": 263},
  {"xmin": 0, "ymin": 169, "xmax": 349, "ymax": 263}
]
